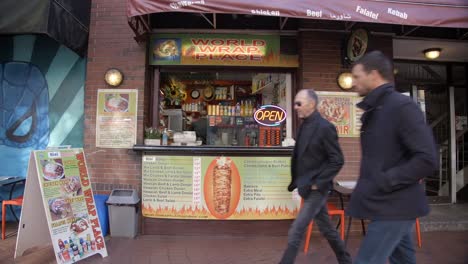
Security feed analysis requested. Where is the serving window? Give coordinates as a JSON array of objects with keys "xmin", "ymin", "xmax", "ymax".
[{"xmin": 155, "ymin": 71, "xmax": 293, "ymax": 147}]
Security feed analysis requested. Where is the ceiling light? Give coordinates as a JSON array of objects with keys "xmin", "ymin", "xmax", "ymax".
[{"xmin": 423, "ymin": 48, "xmax": 441, "ymax": 60}]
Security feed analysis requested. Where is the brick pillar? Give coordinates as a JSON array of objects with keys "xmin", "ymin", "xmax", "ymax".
[{"xmin": 85, "ymin": 0, "xmax": 147, "ymax": 194}]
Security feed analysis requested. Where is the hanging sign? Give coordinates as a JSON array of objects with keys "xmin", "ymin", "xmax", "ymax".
[
  {"xmin": 346, "ymin": 28, "xmax": 369, "ymax": 63},
  {"xmin": 254, "ymin": 105, "xmax": 287, "ymax": 127}
]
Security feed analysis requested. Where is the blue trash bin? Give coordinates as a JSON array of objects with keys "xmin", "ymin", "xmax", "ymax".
[{"xmin": 93, "ymin": 194, "xmax": 109, "ymax": 237}]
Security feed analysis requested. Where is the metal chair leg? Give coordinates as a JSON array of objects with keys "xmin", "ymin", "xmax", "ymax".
[
  {"xmin": 361, "ymin": 219, "xmax": 366, "ymax": 235},
  {"xmin": 345, "ymin": 216, "xmax": 352, "ymax": 247}
]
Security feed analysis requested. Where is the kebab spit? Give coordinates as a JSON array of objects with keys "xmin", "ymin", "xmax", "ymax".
[{"xmin": 213, "ymin": 157, "xmax": 232, "ymax": 215}]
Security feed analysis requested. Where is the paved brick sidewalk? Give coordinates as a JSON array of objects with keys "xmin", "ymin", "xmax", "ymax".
[
  {"xmin": 81, "ymin": 232, "xmax": 468, "ymax": 264},
  {"xmin": 2, "ymin": 231, "xmax": 467, "ymax": 263}
]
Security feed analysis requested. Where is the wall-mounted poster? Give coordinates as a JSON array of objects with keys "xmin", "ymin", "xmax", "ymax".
[
  {"xmin": 142, "ymin": 156, "xmax": 300, "ymax": 220},
  {"xmin": 96, "ymin": 89, "xmax": 138, "ymax": 148},
  {"xmin": 316, "ymin": 92, "xmax": 363, "ymax": 137}
]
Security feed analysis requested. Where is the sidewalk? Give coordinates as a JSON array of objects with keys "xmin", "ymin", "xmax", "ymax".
[
  {"xmin": 419, "ymin": 203, "xmax": 468, "ymax": 231},
  {"xmin": 2, "ymin": 203, "xmax": 468, "ymax": 263},
  {"xmin": 2, "ymin": 230, "xmax": 467, "ymax": 264},
  {"xmin": 83, "ymin": 232, "xmax": 468, "ymax": 264}
]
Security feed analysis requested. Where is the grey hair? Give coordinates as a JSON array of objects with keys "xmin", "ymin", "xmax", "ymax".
[{"xmin": 305, "ymin": 89, "xmax": 319, "ymax": 105}]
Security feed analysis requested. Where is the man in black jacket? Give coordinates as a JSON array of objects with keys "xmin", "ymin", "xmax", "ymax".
[
  {"xmin": 347, "ymin": 51, "xmax": 437, "ymax": 264},
  {"xmin": 279, "ymin": 89, "xmax": 351, "ymax": 264}
]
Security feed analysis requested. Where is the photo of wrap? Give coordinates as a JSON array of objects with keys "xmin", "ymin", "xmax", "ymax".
[{"xmin": 213, "ymin": 157, "xmax": 232, "ymax": 215}]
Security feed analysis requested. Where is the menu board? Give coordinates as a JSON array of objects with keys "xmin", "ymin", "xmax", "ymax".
[
  {"xmin": 316, "ymin": 91, "xmax": 363, "ymax": 137},
  {"xmin": 96, "ymin": 89, "xmax": 138, "ymax": 148},
  {"xmin": 15, "ymin": 149, "xmax": 108, "ymax": 263},
  {"xmin": 142, "ymin": 156, "xmax": 300, "ymax": 220}
]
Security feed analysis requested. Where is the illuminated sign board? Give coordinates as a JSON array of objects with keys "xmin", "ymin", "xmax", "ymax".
[
  {"xmin": 254, "ymin": 105, "xmax": 287, "ymax": 127},
  {"xmin": 149, "ymin": 34, "xmax": 298, "ymax": 67}
]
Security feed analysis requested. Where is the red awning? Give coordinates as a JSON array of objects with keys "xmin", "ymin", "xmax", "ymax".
[{"xmin": 127, "ymin": 0, "xmax": 468, "ymax": 28}]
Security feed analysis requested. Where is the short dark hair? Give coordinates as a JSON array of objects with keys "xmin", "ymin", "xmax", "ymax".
[
  {"xmin": 305, "ymin": 89, "xmax": 319, "ymax": 105},
  {"xmin": 353, "ymin": 50, "xmax": 394, "ymax": 82}
]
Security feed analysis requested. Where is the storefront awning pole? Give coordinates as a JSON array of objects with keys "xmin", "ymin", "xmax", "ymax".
[{"xmin": 200, "ymin": 14, "xmax": 216, "ymax": 29}]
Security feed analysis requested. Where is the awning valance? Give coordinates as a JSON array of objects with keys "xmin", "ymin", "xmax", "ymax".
[{"xmin": 127, "ymin": 0, "xmax": 468, "ymax": 29}]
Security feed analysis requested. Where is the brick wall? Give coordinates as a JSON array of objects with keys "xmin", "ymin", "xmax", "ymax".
[
  {"xmin": 299, "ymin": 31, "xmax": 393, "ymax": 233},
  {"xmin": 85, "ymin": 0, "xmax": 146, "ymax": 194},
  {"xmin": 299, "ymin": 31, "xmax": 393, "ymax": 182},
  {"xmin": 300, "ymin": 31, "xmax": 361, "ymax": 182}
]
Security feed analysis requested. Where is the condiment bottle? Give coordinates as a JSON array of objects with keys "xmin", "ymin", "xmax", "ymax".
[{"xmin": 162, "ymin": 129, "xmax": 169, "ymax": 146}]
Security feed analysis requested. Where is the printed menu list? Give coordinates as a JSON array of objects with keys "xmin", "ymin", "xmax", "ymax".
[
  {"xmin": 241, "ymin": 158, "xmax": 292, "ymax": 202},
  {"xmin": 192, "ymin": 157, "xmax": 202, "ymax": 206},
  {"xmin": 96, "ymin": 116, "xmax": 136, "ymax": 147},
  {"xmin": 142, "ymin": 156, "xmax": 194, "ymax": 212}
]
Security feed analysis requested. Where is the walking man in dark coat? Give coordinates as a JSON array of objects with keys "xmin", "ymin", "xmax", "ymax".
[
  {"xmin": 347, "ymin": 51, "xmax": 438, "ymax": 264},
  {"xmin": 280, "ymin": 89, "xmax": 352, "ymax": 264}
]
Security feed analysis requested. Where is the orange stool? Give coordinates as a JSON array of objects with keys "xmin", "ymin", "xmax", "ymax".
[
  {"xmin": 299, "ymin": 199, "xmax": 345, "ymax": 253},
  {"xmin": 2, "ymin": 196, "xmax": 23, "ymax": 240},
  {"xmin": 303, "ymin": 203, "xmax": 345, "ymax": 253}
]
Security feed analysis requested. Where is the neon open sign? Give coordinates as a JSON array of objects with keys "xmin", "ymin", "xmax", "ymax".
[{"xmin": 254, "ymin": 105, "xmax": 287, "ymax": 127}]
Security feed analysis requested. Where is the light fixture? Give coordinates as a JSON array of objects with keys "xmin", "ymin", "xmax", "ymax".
[
  {"xmin": 104, "ymin": 68, "xmax": 124, "ymax": 87},
  {"xmin": 423, "ymin": 48, "xmax": 441, "ymax": 60},
  {"xmin": 337, "ymin": 72, "xmax": 353, "ymax": 90}
]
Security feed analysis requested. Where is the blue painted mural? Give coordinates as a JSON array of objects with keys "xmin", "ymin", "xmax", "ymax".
[{"xmin": 0, "ymin": 34, "xmax": 86, "ymax": 220}]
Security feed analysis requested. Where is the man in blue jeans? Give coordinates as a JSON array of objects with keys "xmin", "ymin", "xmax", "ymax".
[
  {"xmin": 347, "ymin": 51, "xmax": 438, "ymax": 264},
  {"xmin": 279, "ymin": 89, "xmax": 352, "ymax": 264}
]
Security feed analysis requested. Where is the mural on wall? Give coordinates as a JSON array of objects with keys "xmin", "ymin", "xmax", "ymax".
[
  {"xmin": 0, "ymin": 34, "xmax": 86, "ymax": 220},
  {"xmin": 1, "ymin": 62, "xmax": 50, "ymax": 175}
]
